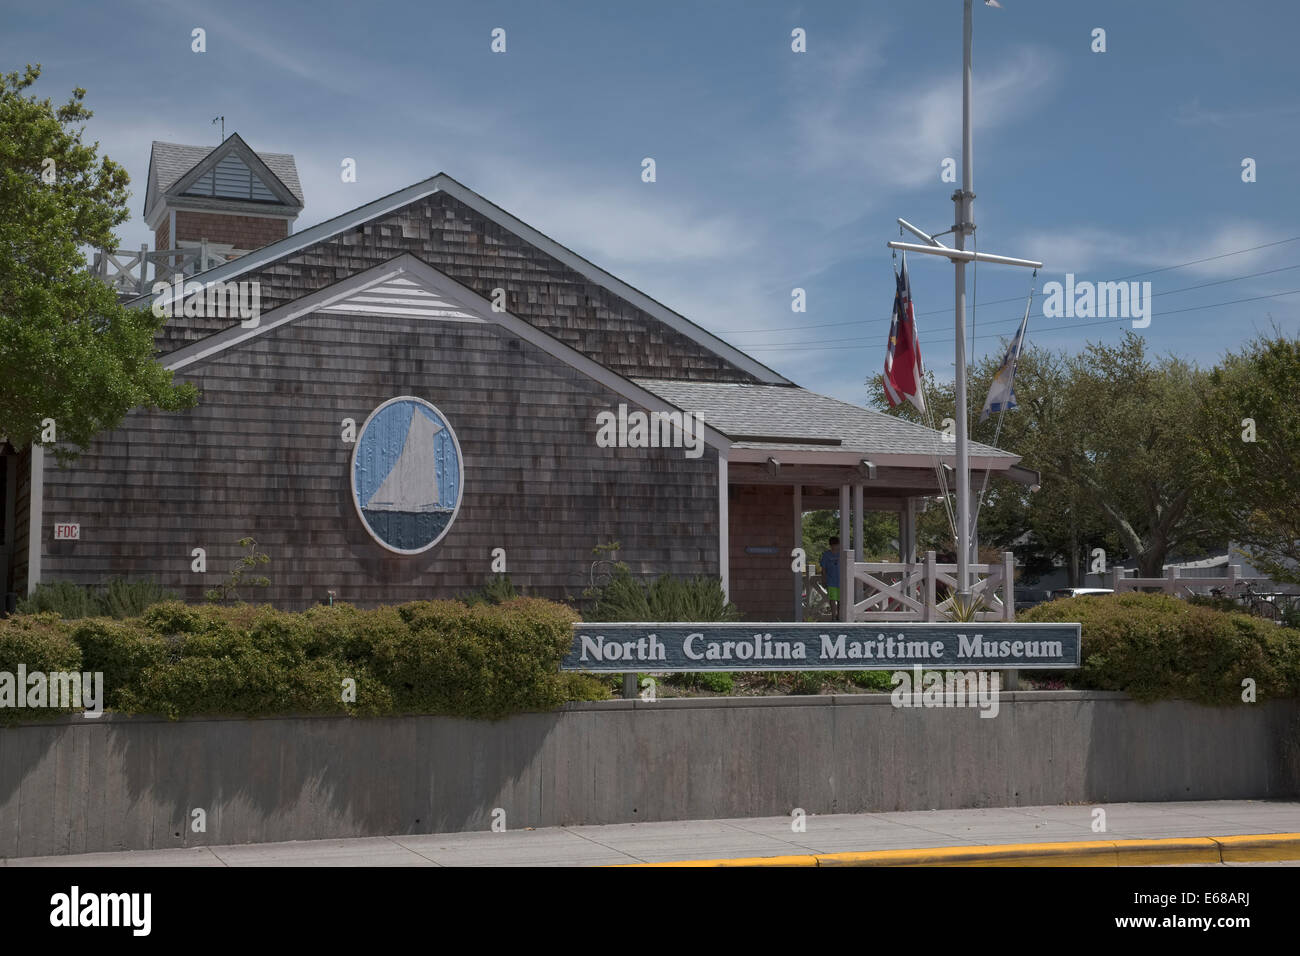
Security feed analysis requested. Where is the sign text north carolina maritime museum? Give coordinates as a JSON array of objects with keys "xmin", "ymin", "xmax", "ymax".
[{"xmin": 562, "ymin": 623, "xmax": 1080, "ymax": 672}]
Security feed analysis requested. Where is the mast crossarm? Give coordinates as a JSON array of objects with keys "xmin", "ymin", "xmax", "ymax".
[{"xmin": 886, "ymin": 239, "xmax": 1042, "ymax": 270}]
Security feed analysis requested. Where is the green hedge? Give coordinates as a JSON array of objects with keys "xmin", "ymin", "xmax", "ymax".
[
  {"xmin": 0, "ymin": 614, "xmax": 84, "ymax": 722},
  {"xmin": 1020, "ymin": 592, "xmax": 1300, "ymax": 705},
  {"xmin": 0, "ymin": 598, "xmax": 606, "ymax": 722}
]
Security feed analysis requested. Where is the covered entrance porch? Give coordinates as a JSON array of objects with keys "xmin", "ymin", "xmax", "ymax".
[{"xmin": 725, "ymin": 457, "xmax": 1029, "ymax": 624}]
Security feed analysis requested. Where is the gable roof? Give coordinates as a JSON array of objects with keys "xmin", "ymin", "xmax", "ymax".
[
  {"xmin": 143, "ymin": 134, "xmax": 303, "ymax": 225},
  {"xmin": 633, "ymin": 379, "xmax": 1021, "ymax": 469},
  {"xmin": 161, "ymin": 253, "xmax": 732, "ymax": 451},
  {"xmin": 133, "ymin": 173, "xmax": 791, "ymax": 385}
]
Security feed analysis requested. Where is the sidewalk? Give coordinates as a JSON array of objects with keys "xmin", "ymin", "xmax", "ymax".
[{"xmin": 5, "ymin": 800, "xmax": 1298, "ymax": 867}]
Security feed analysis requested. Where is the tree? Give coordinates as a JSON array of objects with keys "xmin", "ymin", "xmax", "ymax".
[
  {"xmin": 867, "ymin": 331, "xmax": 1217, "ymax": 579},
  {"xmin": 1058, "ymin": 333, "xmax": 1220, "ymax": 576},
  {"xmin": 867, "ymin": 349, "xmax": 1116, "ymax": 583},
  {"xmin": 0, "ymin": 64, "xmax": 196, "ymax": 459},
  {"xmin": 1196, "ymin": 333, "xmax": 1300, "ymax": 585},
  {"xmin": 802, "ymin": 509, "xmax": 896, "ymax": 564}
]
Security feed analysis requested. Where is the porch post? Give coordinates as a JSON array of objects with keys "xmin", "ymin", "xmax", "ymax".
[
  {"xmin": 923, "ymin": 550, "xmax": 937, "ymax": 622},
  {"xmin": 718, "ymin": 449, "xmax": 729, "ymax": 600},
  {"xmin": 793, "ymin": 484, "xmax": 803, "ymax": 622},
  {"xmin": 839, "ymin": 484, "xmax": 851, "ymax": 621},
  {"xmin": 902, "ymin": 497, "xmax": 917, "ymax": 563},
  {"xmin": 852, "ymin": 483, "xmax": 864, "ymax": 604},
  {"xmin": 1003, "ymin": 550, "xmax": 1018, "ymax": 691},
  {"xmin": 839, "ymin": 484, "xmax": 850, "ymax": 554}
]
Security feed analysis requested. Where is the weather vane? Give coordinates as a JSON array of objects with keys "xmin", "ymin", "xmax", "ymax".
[{"xmin": 212, "ymin": 115, "xmax": 225, "ymax": 142}]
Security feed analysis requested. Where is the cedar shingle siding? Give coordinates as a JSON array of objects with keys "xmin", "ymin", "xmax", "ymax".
[
  {"xmin": 40, "ymin": 312, "xmax": 720, "ymax": 610},
  {"xmin": 155, "ymin": 191, "xmax": 761, "ymax": 384}
]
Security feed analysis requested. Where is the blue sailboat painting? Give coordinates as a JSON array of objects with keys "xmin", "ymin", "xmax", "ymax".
[{"xmin": 352, "ymin": 397, "xmax": 462, "ymax": 553}]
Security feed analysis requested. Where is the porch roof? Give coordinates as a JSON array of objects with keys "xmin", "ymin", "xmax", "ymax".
[{"xmin": 634, "ymin": 379, "xmax": 1022, "ymax": 470}]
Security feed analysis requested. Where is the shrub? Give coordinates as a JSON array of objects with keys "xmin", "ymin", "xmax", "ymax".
[
  {"xmin": 459, "ymin": 574, "xmax": 520, "ymax": 606},
  {"xmin": 3, "ymin": 596, "xmax": 585, "ymax": 722},
  {"xmin": 0, "ymin": 614, "xmax": 82, "ymax": 722},
  {"xmin": 585, "ymin": 567, "xmax": 739, "ymax": 622},
  {"xmin": 18, "ymin": 581, "xmax": 100, "ymax": 619},
  {"xmin": 17, "ymin": 577, "xmax": 176, "ymax": 620},
  {"xmin": 847, "ymin": 670, "xmax": 895, "ymax": 691},
  {"xmin": 790, "ymin": 671, "xmax": 825, "ymax": 695},
  {"xmin": 664, "ymin": 671, "xmax": 735, "ymax": 694},
  {"xmin": 101, "ymin": 577, "xmax": 179, "ymax": 618},
  {"xmin": 1020, "ymin": 592, "xmax": 1300, "ymax": 704}
]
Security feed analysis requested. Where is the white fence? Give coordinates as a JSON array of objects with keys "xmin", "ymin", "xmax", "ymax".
[
  {"xmin": 798, "ymin": 549, "xmax": 1016, "ymax": 623},
  {"xmin": 91, "ymin": 241, "xmax": 239, "ymax": 296}
]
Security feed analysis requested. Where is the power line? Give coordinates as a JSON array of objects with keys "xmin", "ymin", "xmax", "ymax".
[
  {"xmin": 741, "ymin": 288, "xmax": 1300, "ymax": 353},
  {"xmin": 738, "ymin": 270, "xmax": 1300, "ymax": 350},
  {"xmin": 716, "ymin": 235, "xmax": 1300, "ymax": 337}
]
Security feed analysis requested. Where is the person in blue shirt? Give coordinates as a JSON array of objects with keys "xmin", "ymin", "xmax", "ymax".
[{"xmin": 820, "ymin": 536, "xmax": 841, "ymax": 618}]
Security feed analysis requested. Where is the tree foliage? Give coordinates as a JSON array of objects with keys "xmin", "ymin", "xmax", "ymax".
[
  {"xmin": 0, "ymin": 64, "xmax": 196, "ymax": 457},
  {"xmin": 868, "ymin": 331, "xmax": 1219, "ymax": 579},
  {"xmin": 1196, "ymin": 334, "xmax": 1300, "ymax": 585}
]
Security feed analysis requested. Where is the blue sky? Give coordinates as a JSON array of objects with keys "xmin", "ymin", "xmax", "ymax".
[{"xmin": 7, "ymin": 0, "xmax": 1299, "ymax": 404}]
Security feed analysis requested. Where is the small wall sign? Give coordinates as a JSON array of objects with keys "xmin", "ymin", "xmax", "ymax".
[{"xmin": 53, "ymin": 523, "xmax": 80, "ymax": 541}]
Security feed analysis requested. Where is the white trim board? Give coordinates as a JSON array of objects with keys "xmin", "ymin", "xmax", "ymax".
[
  {"xmin": 136, "ymin": 173, "xmax": 790, "ymax": 386},
  {"xmin": 27, "ymin": 445, "xmax": 43, "ymax": 595},
  {"xmin": 725, "ymin": 448, "xmax": 1020, "ymax": 470},
  {"xmin": 164, "ymin": 254, "xmax": 733, "ymax": 452}
]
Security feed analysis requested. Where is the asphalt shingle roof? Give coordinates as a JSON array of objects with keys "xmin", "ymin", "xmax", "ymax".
[
  {"xmin": 634, "ymin": 379, "xmax": 1017, "ymax": 460},
  {"xmin": 148, "ymin": 140, "xmax": 304, "ymax": 203}
]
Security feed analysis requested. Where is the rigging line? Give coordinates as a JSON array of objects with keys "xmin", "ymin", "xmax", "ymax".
[
  {"xmin": 973, "ymin": 270, "xmax": 1036, "ymax": 538},
  {"xmin": 907, "ymin": 250, "xmax": 959, "ymax": 544}
]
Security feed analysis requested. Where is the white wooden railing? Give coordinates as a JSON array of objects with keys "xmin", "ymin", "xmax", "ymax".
[
  {"xmin": 91, "ymin": 241, "xmax": 241, "ymax": 296},
  {"xmin": 834, "ymin": 549, "xmax": 1016, "ymax": 623}
]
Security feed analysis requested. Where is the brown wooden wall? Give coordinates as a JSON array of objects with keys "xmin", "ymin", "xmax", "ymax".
[
  {"xmin": 154, "ymin": 191, "xmax": 762, "ymax": 385},
  {"xmin": 37, "ymin": 312, "xmax": 720, "ymax": 610},
  {"xmin": 728, "ymin": 483, "xmax": 795, "ymax": 621}
]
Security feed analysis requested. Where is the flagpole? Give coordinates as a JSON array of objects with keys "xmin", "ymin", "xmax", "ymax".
[
  {"xmin": 885, "ymin": 0, "xmax": 1043, "ymax": 611},
  {"xmin": 954, "ymin": 0, "xmax": 975, "ymax": 597}
]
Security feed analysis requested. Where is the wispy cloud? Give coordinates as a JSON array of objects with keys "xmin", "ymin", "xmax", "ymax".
[
  {"xmin": 1174, "ymin": 97, "xmax": 1300, "ymax": 128},
  {"xmin": 791, "ymin": 45, "xmax": 1060, "ymax": 192},
  {"xmin": 1017, "ymin": 221, "xmax": 1292, "ymax": 279}
]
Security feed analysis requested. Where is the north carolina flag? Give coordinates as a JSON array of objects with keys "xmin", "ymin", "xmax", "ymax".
[
  {"xmin": 979, "ymin": 308, "xmax": 1030, "ymax": 422},
  {"xmin": 883, "ymin": 254, "xmax": 926, "ymax": 414}
]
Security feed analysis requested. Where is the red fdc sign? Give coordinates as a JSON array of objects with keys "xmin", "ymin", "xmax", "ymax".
[{"xmin": 53, "ymin": 523, "xmax": 80, "ymax": 540}]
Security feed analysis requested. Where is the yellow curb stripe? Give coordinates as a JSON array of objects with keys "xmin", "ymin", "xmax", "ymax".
[
  {"xmin": 633, "ymin": 854, "xmax": 817, "ymax": 867},
  {"xmin": 615, "ymin": 833, "xmax": 1300, "ymax": 867},
  {"xmin": 1212, "ymin": 833, "xmax": 1300, "ymax": 863}
]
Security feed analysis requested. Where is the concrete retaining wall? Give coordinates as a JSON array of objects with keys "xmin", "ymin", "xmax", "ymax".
[{"xmin": 2, "ymin": 692, "xmax": 1298, "ymax": 858}]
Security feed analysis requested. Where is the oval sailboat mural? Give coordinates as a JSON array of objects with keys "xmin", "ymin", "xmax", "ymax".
[{"xmin": 351, "ymin": 397, "xmax": 463, "ymax": 553}]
